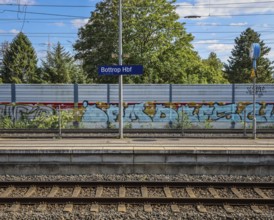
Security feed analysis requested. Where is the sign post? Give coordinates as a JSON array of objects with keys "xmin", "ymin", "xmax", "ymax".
[
  {"xmin": 249, "ymin": 43, "xmax": 261, "ymax": 139},
  {"xmin": 99, "ymin": 0, "xmax": 143, "ymax": 139},
  {"xmin": 98, "ymin": 64, "xmax": 143, "ymax": 138},
  {"xmin": 98, "ymin": 65, "xmax": 143, "ymax": 76},
  {"xmin": 118, "ymin": 0, "xmax": 123, "ymax": 139}
]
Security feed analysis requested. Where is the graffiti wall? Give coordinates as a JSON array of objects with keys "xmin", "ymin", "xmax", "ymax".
[
  {"xmin": 81, "ymin": 101, "xmax": 274, "ymax": 127},
  {"xmin": 1, "ymin": 101, "xmax": 273, "ymax": 129},
  {"xmin": 0, "ymin": 104, "xmax": 54, "ymax": 121}
]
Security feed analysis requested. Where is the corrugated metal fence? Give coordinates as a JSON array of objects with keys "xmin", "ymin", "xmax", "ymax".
[
  {"xmin": 0, "ymin": 84, "xmax": 273, "ymax": 129},
  {"xmin": 0, "ymin": 84, "xmax": 273, "ymax": 104}
]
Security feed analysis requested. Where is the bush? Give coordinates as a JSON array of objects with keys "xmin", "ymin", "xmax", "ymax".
[
  {"xmin": 173, "ymin": 111, "xmax": 192, "ymax": 129},
  {"xmin": 0, "ymin": 110, "xmax": 74, "ymax": 129},
  {"xmin": 30, "ymin": 110, "xmax": 74, "ymax": 129}
]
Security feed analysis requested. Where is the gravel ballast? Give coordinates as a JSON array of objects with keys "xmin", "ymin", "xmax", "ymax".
[{"xmin": 0, "ymin": 174, "xmax": 273, "ymax": 220}]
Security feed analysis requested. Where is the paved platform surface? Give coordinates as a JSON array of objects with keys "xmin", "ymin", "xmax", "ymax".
[
  {"xmin": 1, "ymin": 138, "xmax": 274, "ymax": 175},
  {"xmin": 0, "ymin": 137, "xmax": 274, "ymax": 150}
]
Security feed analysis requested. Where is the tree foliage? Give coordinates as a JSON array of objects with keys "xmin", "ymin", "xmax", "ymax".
[
  {"xmin": 224, "ymin": 28, "xmax": 274, "ymax": 83},
  {"xmin": 1, "ymin": 32, "xmax": 39, "ymax": 83},
  {"xmin": 202, "ymin": 52, "xmax": 228, "ymax": 84},
  {"xmin": 74, "ymin": 0, "xmax": 226, "ymax": 84},
  {"xmin": 0, "ymin": 41, "xmax": 9, "ymax": 83},
  {"xmin": 41, "ymin": 42, "xmax": 88, "ymax": 84},
  {"xmin": 0, "ymin": 41, "xmax": 9, "ymax": 66}
]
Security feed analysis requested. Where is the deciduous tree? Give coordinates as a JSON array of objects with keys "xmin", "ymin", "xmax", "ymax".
[
  {"xmin": 74, "ymin": 0, "xmax": 225, "ymax": 84},
  {"xmin": 202, "ymin": 52, "xmax": 228, "ymax": 84}
]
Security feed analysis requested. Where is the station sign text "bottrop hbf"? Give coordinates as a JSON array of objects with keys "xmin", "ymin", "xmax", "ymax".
[{"xmin": 98, "ymin": 65, "xmax": 143, "ymax": 76}]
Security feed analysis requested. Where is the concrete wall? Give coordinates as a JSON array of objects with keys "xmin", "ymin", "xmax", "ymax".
[{"xmin": 1, "ymin": 149, "xmax": 273, "ymax": 176}]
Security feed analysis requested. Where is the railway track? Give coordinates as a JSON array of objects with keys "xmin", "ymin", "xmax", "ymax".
[{"xmin": 0, "ymin": 181, "xmax": 273, "ymax": 213}]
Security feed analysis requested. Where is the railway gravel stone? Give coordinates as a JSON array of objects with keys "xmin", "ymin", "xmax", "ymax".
[
  {"xmin": 1, "ymin": 174, "xmax": 274, "ymax": 182},
  {"xmin": 0, "ymin": 174, "xmax": 273, "ymax": 219}
]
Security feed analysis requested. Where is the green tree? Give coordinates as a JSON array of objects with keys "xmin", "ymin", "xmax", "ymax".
[
  {"xmin": 41, "ymin": 42, "xmax": 88, "ymax": 84},
  {"xmin": 74, "ymin": 0, "xmax": 219, "ymax": 84},
  {"xmin": 70, "ymin": 64, "xmax": 89, "ymax": 84},
  {"xmin": 1, "ymin": 32, "xmax": 39, "ymax": 83},
  {"xmin": 0, "ymin": 41, "xmax": 9, "ymax": 83},
  {"xmin": 202, "ymin": 52, "xmax": 228, "ymax": 84},
  {"xmin": 224, "ymin": 28, "xmax": 274, "ymax": 83},
  {"xmin": 0, "ymin": 41, "xmax": 9, "ymax": 66}
]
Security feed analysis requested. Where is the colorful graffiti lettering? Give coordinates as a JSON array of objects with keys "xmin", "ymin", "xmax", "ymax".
[
  {"xmin": 81, "ymin": 101, "xmax": 274, "ymax": 124},
  {"xmin": 0, "ymin": 104, "xmax": 54, "ymax": 121}
]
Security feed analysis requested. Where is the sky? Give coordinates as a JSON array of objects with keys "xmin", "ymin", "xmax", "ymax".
[{"xmin": 0, "ymin": 0, "xmax": 273, "ymax": 65}]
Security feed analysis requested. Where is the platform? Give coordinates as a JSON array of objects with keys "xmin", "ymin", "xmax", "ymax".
[{"xmin": 0, "ymin": 138, "xmax": 274, "ymax": 176}]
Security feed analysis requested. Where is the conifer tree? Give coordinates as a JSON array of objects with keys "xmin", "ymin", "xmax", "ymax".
[
  {"xmin": 1, "ymin": 32, "xmax": 38, "ymax": 83},
  {"xmin": 0, "ymin": 41, "xmax": 9, "ymax": 68},
  {"xmin": 0, "ymin": 42, "xmax": 6, "ymax": 83},
  {"xmin": 41, "ymin": 42, "xmax": 87, "ymax": 84},
  {"xmin": 224, "ymin": 28, "xmax": 274, "ymax": 83}
]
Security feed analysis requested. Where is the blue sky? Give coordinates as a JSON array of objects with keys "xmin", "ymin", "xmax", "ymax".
[{"xmin": 0, "ymin": 0, "xmax": 273, "ymax": 65}]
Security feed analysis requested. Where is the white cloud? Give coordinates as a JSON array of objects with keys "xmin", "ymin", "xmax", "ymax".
[
  {"xmin": 176, "ymin": 2, "xmax": 209, "ymax": 19},
  {"xmin": 71, "ymin": 19, "xmax": 89, "ymax": 29},
  {"xmin": 0, "ymin": 29, "xmax": 20, "ymax": 34},
  {"xmin": 176, "ymin": 0, "xmax": 274, "ymax": 19},
  {"xmin": 51, "ymin": 22, "xmax": 65, "ymax": 27},
  {"xmin": 10, "ymin": 29, "xmax": 20, "ymax": 34},
  {"xmin": 267, "ymin": 49, "xmax": 274, "ymax": 62},
  {"xmin": 207, "ymin": 44, "xmax": 234, "ymax": 52},
  {"xmin": 194, "ymin": 41, "xmax": 234, "ymax": 62},
  {"xmin": 194, "ymin": 40, "xmax": 219, "ymax": 44},
  {"xmin": 230, "ymin": 22, "xmax": 248, "ymax": 26},
  {"xmin": 196, "ymin": 22, "xmax": 219, "ymax": 26}
]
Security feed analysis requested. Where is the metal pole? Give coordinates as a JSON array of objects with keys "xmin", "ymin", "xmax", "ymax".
[
  {"xmin": 118, "ymin": 0, "xmax": 123, "ymax": 139},
  {"xmin": 250, "ymin": 43, "xmax": 260, "ymax": 139},
  {"xmin": 253, "ymin": 76, "xmax": 256, "ymax": 139},
  {"xmin": 244, "ymin": 109, "xmax": 246, "ymax": 137},
  {"xmin": 58, "ymin": 105, "xmax": 62, "ymax": 138},
  {"xmin": 181, "ymin": 106, "xmax": 184, "ymax": 137}
]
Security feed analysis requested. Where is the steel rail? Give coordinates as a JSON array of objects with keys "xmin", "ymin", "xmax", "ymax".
[
  {"xmin": 0, "ymin": 197, "xmax": 274, "ymax": 206},
  {"xmin": 0, "ymin": 181, "xmax": 273, "ymax": 206}
]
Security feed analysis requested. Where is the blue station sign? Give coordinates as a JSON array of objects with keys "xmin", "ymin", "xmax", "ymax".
[
  {"xmin": 249, "ymin": 43, "xmax": 261, "ymax": 70},
  {"xmin": 98, "ymin": 65, "xmax": 143, "ymax": 76}
]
